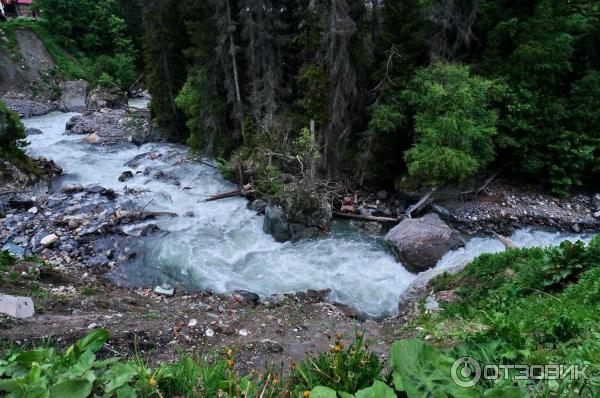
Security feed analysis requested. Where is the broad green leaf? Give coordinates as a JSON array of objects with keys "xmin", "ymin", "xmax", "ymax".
[
  {"xmin": 14, "ymin": 349, "xmax": 52, "ymax": 365},
  {"xmin": 338, "ymin": 392, "xmax": 354, "ymax": 398},
  {"xmin": 103, "ymin": 362, "xmax": 138, "ymax": 393},
  {"xmin": 311, "ymin": 386, "xmax": 337, "ymax": 398},
  {"xmin": 354, "ymin": 381, "xmax": 396, "ymax": 398},
  {"xmin": 0, "ymin": 378, "xmax": 19, "ymax": 392},
  {"xmin": 483, "ymin": 386, "xmax": 528, "ymax": 398},
  {"xmin": 116, "ymin": 385, "xmax": 137, "ymax": 398},
  {"xmin": 75, "ymin": 329, "xmax": 110, "ymax": 353},
  {"xmin": 392, "ymin": 370, "xmax": 405, "ymax": 392},
  {"xmin": 49, "ymin": 378, "xmax": 93, "ymax": 398},
  {"xmin": 390, "ymin": 339, "xmax": 480, "ymax": 398}
]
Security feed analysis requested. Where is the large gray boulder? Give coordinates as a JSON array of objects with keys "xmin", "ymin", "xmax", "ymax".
[
  {"xmin": 86, "ymin": 86, "xmax": 128, "ymax": 110},
  {"xmin": 59, "ymin": 80, "xmax": 88, "ymax": 112},
  {"xmin": 263, "ymin": 201, "xmax": 332, "ymax": 243},
  {"xmin": 385, "ymin": 213, "xmax": 464, "ymax": 273}
]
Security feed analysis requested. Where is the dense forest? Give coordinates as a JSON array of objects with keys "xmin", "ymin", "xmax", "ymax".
[
  {"xmin": 1, "ymin": 1, "xmax": 600, "ymax": 397},
  {"xmin": 30, "ymin": 0, "xmax": 600, "ymax": 197},
  {"xmin": 139, "ymin": 0, "xmax": 600, "ymax": 196}
]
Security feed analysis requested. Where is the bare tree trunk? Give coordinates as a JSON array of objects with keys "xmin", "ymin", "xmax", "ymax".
[
  {"xmin": 428, "ymin": 0, "xmax": 478, "ymax": 61},
  {"xmin": 324, "ymin": 0, "xmax": 358, "ymax": 177},
  {"xmin": 226, "ymin": 0, "xmax": 242, "ymax": 105}
]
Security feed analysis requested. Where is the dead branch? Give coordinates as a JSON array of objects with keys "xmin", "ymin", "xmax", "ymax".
[
  {"xmin": 204, "ymin": 184, "xmax": 253, "ymax": 202},
  {"xmin": 493, "ymin": 232, "xmax": 518, "ymax": 249},
  {"xmin": 405, "ymin": 187, "xmax": 437, "ymax": 218},
  {"xmin": 333, "ymin": 211, "xmax": 400, "ymax": 223}
]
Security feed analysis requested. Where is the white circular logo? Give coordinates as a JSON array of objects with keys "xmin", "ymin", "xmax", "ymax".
[{"xmin": 451, "ymin": 357, "xmax": 481, "ymax": 388}]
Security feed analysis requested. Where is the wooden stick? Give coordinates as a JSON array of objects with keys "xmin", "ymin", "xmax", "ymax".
[
  {"xmin": 204, "ymin": 185, "xmax": 253, "ymax": 202},
  {"xmin": 333, "ymin": 211, "xmax": 400, "ymax": 223},
  {"xmin": 493, "ymin": 232, "xmax": 518, "ymax": 249},
  {"xmin": 462, "ymin": 171, "xmax": 500, "ymax": 197},
  {"xmin": 405, "ymin": 187, "xmax": 437, "ymax": 218}
]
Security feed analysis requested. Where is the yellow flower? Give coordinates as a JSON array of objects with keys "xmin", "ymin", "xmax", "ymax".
[
  {"xmin": 359, "ymin": 359, "xmax": 367, "ymax": 367},
  {"xmin": 291, "ymin": 360, "xmax": 297, "ymax": 370},
  {"xmin": 148, "ymin": 377, "xmax": 157, "ymax": 387},
  {"xmin": 303, "ymin": 391, "xmax": 311, "ymax": 398},
  {"xmin": 330, "ymin": 343, "xmax": 343, "ymax": 353},
  {"xmin": 226, "ymin": 348, "xmax": 233, "ymax": 357},
  {"xmin": 227, "ymin": 359, "xmax": 234, "ymax": 368}
]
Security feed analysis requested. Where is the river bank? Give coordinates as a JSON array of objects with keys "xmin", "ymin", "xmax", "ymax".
[{"xmin": 1, "ymin": 103, "xmax": 598, "ymax": 368}]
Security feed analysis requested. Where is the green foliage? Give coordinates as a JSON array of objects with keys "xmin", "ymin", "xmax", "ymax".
[
  {"xmin": 416, "ymin": 236, "xmax": 600, "ymax": 396},
  {"xmin": 293, "ymin": 334, "xmax": 383, "ymax": 394},
  {"xmin": 475, "ymin": 0, "xmax": 600, "ymax": 194},
  {"xmin": 216, "ymin": 158, "xmax": 233, "ymax": 180},
  {"xmin": 295, "ymin": 63, "xmax": 329, "ymax": 129},
  {"xmin": 401, "ymin": 62, "xmax": 505, "ymax": 186},
  {"xmin": 0, "ymin": 100, "xmax": 25, "ymax": 151},
  {"xmin": 31, "ymin": 0, "xmax": 137, "ymax": 90},
  {"xmin": 85, "ymin": 53, "xmax": 136, "ymax": 90}
]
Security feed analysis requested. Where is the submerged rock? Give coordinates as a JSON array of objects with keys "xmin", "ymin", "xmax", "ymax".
[
  {"xmin": 118, "ymin": 170, "xmax": 134, "ymax": 182},
  {"xmin": 385, "ymin": 213, "xmax": 464, "ymax": 273},
  {"xmin": 25, "ymin": 127, "xmax": 43, "ymax": 136}
]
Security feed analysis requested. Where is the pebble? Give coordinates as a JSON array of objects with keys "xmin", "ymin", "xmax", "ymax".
[
  {"xmin": 205, "ymin": 328, "xmax": 215, "ymax": 337},
  {"xmin": 40, "ymin": 234, "xmax": 58, "ymax": 247},
  {"xmin": 188, "ymin": 318, "xmax": 198, "ymax": 327},
  {"xmin": 238, "ymin": 329, "xmax": 249, "ymax": 336},
  {"xmin": 27, "ymin": 207, "xmax": 38, "ymax": 214}
]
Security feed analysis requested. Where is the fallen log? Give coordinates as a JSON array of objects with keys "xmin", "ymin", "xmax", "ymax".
[
  {"xmin": 333, "ymin": 211, "xmax": 400, "ymax": 223},
  {"xmin": 204, "ymin": 184, "xmax": 253, "ymax": 202},
  {"xmin": 405, "ymin": 187, "xmax": 437, "ymax": 218},
  {"xmin": 493, "ymin": 232, "xmax": 518, "ymax": 249},
  {"xmin": 115, "ymin": 210, "xmax": 178, "ymax": 221},
  {"xmin": 462, "ymin": 170, "xmax": 500, "ymax": 198}
]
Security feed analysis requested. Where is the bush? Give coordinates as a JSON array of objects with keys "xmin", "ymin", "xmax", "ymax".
[
  {"xmin": 86, "ymin": 53, "xmax": 136, "ymax": 91},
  {"xmin": 0, "ymin": 100, "xmax": 25, "ymax": 151},
  {"xmin": 292, "ymin": 334, "xmax": 384, "ymax": 394}
]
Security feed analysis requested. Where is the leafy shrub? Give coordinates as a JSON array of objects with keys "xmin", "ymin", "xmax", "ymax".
[
  {"xmin": 293, "ymin": 334, "xmax": 384, "ymax": 394},
  {"xmin": 0, "ymin": 100, "xmax": 25, "ymax": 151},
  {"xmin": 86, "ymin": 54, "xmax": 136, "ymax": 91}
]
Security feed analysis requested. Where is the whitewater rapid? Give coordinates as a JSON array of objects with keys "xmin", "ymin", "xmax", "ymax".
[{"xmin": 23, "ymin": 110, "xmax": 590, "ymax": 318}]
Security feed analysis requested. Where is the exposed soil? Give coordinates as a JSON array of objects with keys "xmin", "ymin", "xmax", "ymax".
[
  {"xmin": 0, "ymin": 27, "xmax": 58, "ymax": 100},
  {"xmin": 0, "ymin": 261, "xmax": 413, "ymax": 372}
]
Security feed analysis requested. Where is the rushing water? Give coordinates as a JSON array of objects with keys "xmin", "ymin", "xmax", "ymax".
[{"xmin": 22, "ymin": 110, "xmax": 591, "ymax": 318}]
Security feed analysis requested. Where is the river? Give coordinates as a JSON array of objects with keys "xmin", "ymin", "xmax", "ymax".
[{"xmin": 22, "ymin": 110, "xmax": 590, "ymax": 318}]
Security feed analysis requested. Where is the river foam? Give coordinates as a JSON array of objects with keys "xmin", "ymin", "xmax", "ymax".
[{"xmin": 23, "ymin": 111, "xmax": 591, "ymax": 318}]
